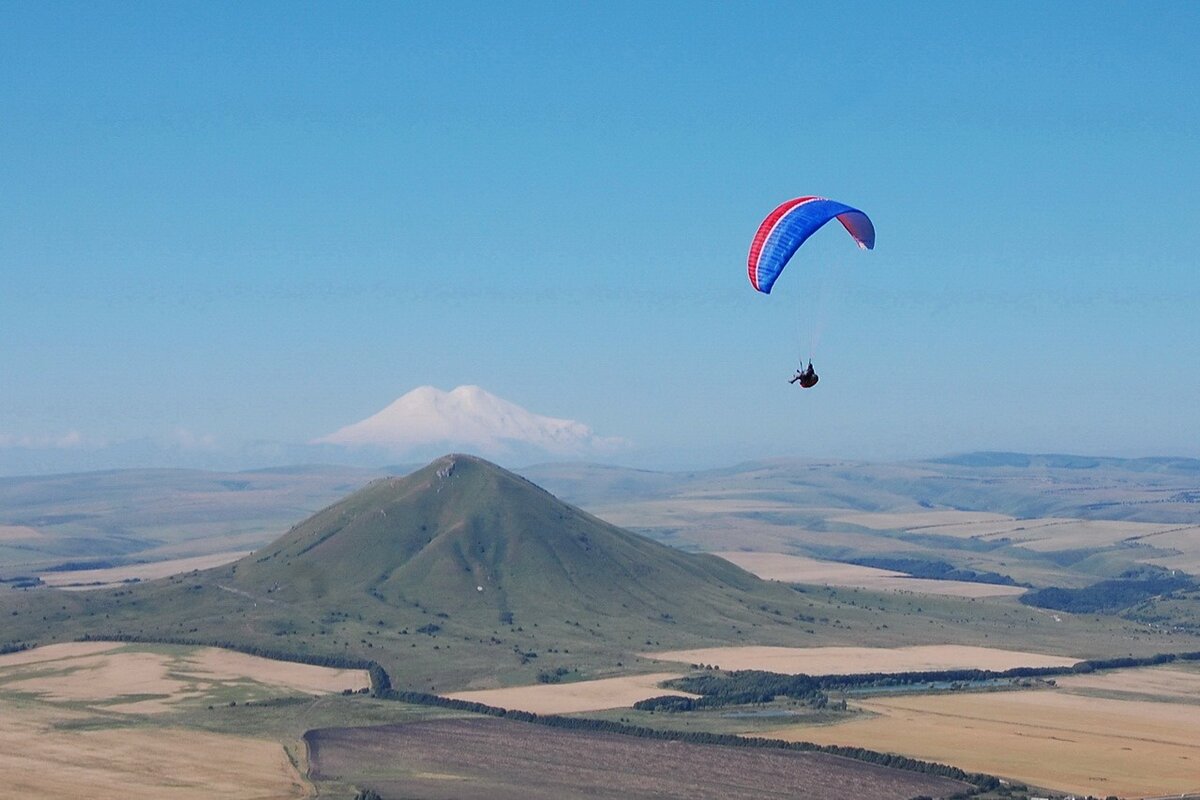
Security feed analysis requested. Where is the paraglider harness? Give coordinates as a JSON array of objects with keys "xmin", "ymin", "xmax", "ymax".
[{"xmin": 790, "ymin": 361, "xmax": 818, "ymax": 388}]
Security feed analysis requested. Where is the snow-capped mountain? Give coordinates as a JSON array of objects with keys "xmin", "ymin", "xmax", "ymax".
[{"xmin": 313, "ymin": 385, "xmax": 624, "ymax": 459}]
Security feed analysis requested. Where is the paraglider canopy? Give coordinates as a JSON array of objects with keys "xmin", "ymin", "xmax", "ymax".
[{"xmin": 747, "ymin": 196, "xmax": 874, "ymax": 294}]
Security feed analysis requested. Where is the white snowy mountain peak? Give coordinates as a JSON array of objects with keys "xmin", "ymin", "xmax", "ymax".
[{"xmin": 314, "ymin": 385, "xmax": 623, "ymax": 458}]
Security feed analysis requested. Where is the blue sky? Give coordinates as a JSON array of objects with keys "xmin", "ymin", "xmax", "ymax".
[{"xmin": 2, "ymin": 1, "xmax": 1198, "ymax": 473}]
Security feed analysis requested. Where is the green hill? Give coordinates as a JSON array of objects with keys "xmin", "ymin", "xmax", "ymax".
[
  {"xmin": 3, "ymin": 455, "xmax": 859, "ymax": 689},
  {"xmin": 231, "ymin": 454, "xmax": 768, "ymax": 630}
]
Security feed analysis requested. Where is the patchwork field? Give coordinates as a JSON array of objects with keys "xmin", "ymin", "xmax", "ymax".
[
  {"xmin": 769, "ymin": 679, "xmax": 1200, "ymax": 798},
  {"xmin": 0, "ymin": 641, "xmax": 374, "ymax": 799},
  {"xmin": 0, "ymin": 641, "xmax": 368, "ymax": 713},
  {"xmin": 828, "ymin": 511, "xmax": 1200, "ymax": 564},
  {"xmin": 645, "ymin": 644, "xmax": 1079, "ymax": 675},
  {"xmin": 715, "ymin": 551, "xmax": 1028, "ymax": 598},
  {"xmin": 831, "ymin": 511, "xmax": 1017, "ymax": 531},
  {"xmin": 305, "ymin": 716, "xmax": 973, "ymax": 800}
]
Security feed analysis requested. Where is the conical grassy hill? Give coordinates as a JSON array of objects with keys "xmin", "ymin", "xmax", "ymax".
[
  {"xmin": 7, "ymin": 455, "xmax": 916, "ymax": 689},
  {"xmin": 231, "ymin": 454, "xmax": 765, "ymax": 627}
]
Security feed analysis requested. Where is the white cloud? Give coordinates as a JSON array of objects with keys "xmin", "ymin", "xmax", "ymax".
[
  {"xmin": 165, "ymin": 428, "xmax": 218, "ymax": 450},
  {"xmin": 0, "ymin": 430, "xmax": 87, "ymax": 449}
]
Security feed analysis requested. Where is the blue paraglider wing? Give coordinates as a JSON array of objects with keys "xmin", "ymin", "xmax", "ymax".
[{"xmin": 748, "ymin": 197, "xmax": 874, "ymax": 294}]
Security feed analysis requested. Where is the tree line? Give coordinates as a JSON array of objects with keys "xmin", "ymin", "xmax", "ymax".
[
  {"xmin": 635, "ymin": 650, "xmax": 1200, "ymax": 712},
  {"xmin": 1021, "ymin": 574, "xmax": 1196, "ymax": 613}
]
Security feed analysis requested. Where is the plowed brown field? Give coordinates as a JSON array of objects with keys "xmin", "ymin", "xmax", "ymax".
[{"xmin": 305, "ymin": 717, "xmax": 972, "ymax": 800}]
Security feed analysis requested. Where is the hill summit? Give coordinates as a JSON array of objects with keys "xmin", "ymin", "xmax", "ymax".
[{"xmin": 232, "ymin": 454, "xmax": 764, "ymax": 628}]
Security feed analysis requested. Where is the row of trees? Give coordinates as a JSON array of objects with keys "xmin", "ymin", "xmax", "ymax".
[
  {"xmin": 847, "ymin": 557, "xmax": 1023, "ymax": 587},
  {"xmin": 637, "ymin": 670, "xmax": 826, "ymax": 711},
  {"xmin": 635, "ymin": 650, "xmax": 1200, "ymax": 714},
  {"xmin": 1021, "ymin": 574, "xmax": 1196, "ymax": 613}
]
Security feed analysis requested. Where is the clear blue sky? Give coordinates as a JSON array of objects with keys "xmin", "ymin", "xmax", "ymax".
[{"xmin": 2, "ymin": 1, "xmax": 1198, "ymax": 472}]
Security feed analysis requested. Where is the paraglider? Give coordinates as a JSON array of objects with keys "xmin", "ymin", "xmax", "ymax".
[
  {"xmin": 747, "ymin": 196, "xmax": 874, "ymax": 386},
  {"xmin": 789, "ymin": 361, "xmax": 818, "ymax": 388}
]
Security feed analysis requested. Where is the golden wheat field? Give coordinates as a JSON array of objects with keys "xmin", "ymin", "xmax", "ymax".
[
  {"xmin": 767, "ymin": 667, "xmax": 1200, "ymax": 798},
  {"xmin": 446, "ymin": 671, "xmax": 694, "ymax": 714},
  {"xmin": 0, "ymin": 641, "xmax": 371, "ymax": 799},
  {"xmin": 645, "ymin": 644, "xmax": 1078, "ymax": 675},
  {"xmin": 714, "ymin": 551, "xmax": 1027, "ymax": 597},
  {"xmin": 37, "ymin": 550, "xmax": 251, "ymax": 589},
  {"xmin": 0, "ymin": 701, "xmax": 311, "ymax": 800}
]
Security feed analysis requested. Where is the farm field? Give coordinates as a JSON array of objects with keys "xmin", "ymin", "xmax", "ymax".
[
  {"xmin": 830, "ymin": 511, "xmax": 1018, "ymax": 531},
  {"xmin": 38, "ymin": 550, "xmax": 251, "ymax": 589},
  {"xmin": 825, "ymin": 511, "xmax": 1200, "ymax": 573},
  {"xmin": 0, "ymin": 701, "xmax": 311, "ymax": 800},
  {"xmin": 715, "ymin": 551, "xmax": 1028, "ymax": 597},
  {"xmin": 1053, "ymin": 662, "xmax": 1200, "ymax": 703},
  {"xmin": 645, "ymin": 644, "xmax": 1079, "ymax": 675},
  {"xmin": 767, "ymin": 667, "xmax": 1200, "ymax": 798},
  {"xmin": 0, "ymin": 641, "xmax": 368, "ymax": 713},
  {"xmin": 446, "ymin": 672, "xmax": 694, "ymax": 714},
  {"xmin": 0, "ymin": 641, "xmax": 374, "ymax": 799},
  {"xmin": 304, "ymin": 716, "xmax": 974, "ymax": 800}
]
